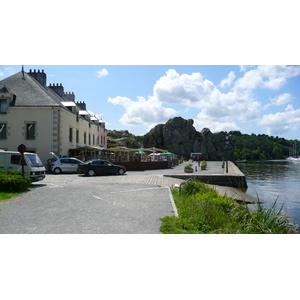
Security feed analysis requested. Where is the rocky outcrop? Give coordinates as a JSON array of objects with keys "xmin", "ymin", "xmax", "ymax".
[
  {"xmin": 107, "ymin": 130, "xmax": 143, "ymax": 149},
  {"xmin": 201, "ymin": 128, "xmax": 234, "ymax": 161},
  {"xmin": 143, "ymin": 117, "xmax": 234, "ymax": 160}
]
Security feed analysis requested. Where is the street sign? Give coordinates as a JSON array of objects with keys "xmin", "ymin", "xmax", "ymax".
[
  {"xmin": 17, "ymin": 144, "xmax": 26, "ymax": 177},
  {"xmin": 18, "ymin": 144, "xmax": 26, "ymax": 154}
]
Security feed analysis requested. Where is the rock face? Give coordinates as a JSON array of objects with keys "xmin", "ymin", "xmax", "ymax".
[
  {"xmin": 201, "ymin": 128, "xmax": 235, "ymax": 161},
  {"xmin": 143, "ymin": 117, "xmax": 200, "ymax": 157},
  {"xmin": 143, "ymin": 117, "xmax": 234, "ymax": 160}
]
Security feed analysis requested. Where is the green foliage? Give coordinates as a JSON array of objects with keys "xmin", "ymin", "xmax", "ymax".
[
  {"xmin": 160, "ymin": 180, "xmax": 298, "ymax": 234},
  {"xmin": 0, "ymin": 171, "xmax": 31, "ymax": 192},
  {"xmin": 0, "ymin": 192, "xmax": 20, "ymax": 201},
  {"xmin": 229, "ymin": 131, "xmax": 299, "ymax": 160},
  {"xmin": 201, "ymin": 160, "xmax": 207, "ymax": 167},
  {"xmin": 184, "ymin": 163, "xmax": 193, "ymax": 170}
]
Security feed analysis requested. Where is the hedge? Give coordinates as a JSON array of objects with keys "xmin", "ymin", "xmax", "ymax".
[{"xmin": 0, "ymin": 171, "xmax": 32, "ymax": 192}]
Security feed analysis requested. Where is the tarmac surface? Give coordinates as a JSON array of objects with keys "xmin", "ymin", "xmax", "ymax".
[{"xmin": 0, "ymin": 161, "xmax": 251, "ymax": 234}]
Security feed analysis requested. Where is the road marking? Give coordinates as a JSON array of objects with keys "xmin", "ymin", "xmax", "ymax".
[
  {"xmin": 48, "ymin": 183, "xmax": 64, "ymax": 188},
  {"xmin": 92, "ymin": 195, "xmax": 105, "ymax": 201},
  {"xmin": 109, "ymin": 187, "xmax": 163, "ymax": 194}
]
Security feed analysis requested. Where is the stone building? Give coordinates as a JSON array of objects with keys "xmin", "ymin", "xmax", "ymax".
[{"xmin": 0, "ymin": 68, "xmax": 107, "ymax": 166}]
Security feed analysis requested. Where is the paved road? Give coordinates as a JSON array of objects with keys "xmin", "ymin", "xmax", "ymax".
[
  {"xmin": 0, "ymin": 171, "xmax": 183, "ymax": 234},
  {"xmin": 0, "ymin": 161, "xmax": 249, "ymax": 234}
]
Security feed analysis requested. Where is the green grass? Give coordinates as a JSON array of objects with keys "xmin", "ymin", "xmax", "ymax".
[
  {"xmin": 0, "ymin": 192, "xmax": 21, "ymax": 201},
  {"xmin": 160, "ymin": 180, "xmax": 298, "ymax": 234}
]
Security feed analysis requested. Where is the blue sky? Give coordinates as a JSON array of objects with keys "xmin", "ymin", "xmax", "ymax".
[{"xmin": 1, "ymin": 65, "xmax": 299, "ymax": 140}]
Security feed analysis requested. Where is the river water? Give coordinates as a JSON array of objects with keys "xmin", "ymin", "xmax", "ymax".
[{"xmin": 237, "ymin": 160, "xmax": 300, "ymax": 226}]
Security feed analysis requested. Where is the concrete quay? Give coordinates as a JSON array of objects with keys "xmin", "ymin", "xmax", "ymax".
[{"xmin": 164, "ymin": 160, "xmax": 248, "ymax": 189}]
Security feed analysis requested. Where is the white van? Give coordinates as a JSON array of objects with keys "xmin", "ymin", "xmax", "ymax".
[{"xmin": 0, "ymin": 150, "xmax": 46, "ymax": 181}]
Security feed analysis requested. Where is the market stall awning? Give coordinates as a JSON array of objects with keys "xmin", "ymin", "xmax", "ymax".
[
  {"xmin": 134, "ymin": 151, "xmax": 146, "ymax": 155},
  {"xmin": 69, "ymin": 146, "xmax": 104, "ymax": 152},
  {"xmin": 143, "ymin": 147, "xmax": 169, "ymax": 153},
  {"xmin": 105, "ymin": 146, "xmax": 133, "ymax": 152}
]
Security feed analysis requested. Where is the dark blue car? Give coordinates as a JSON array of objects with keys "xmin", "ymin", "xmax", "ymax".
[{"xmin": 77, "ymin": 159, "xmax": 126, "ymax": 176}]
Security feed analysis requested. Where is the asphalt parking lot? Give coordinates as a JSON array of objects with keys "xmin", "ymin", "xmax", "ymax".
[{"xmin": 0, "ymin": 171, "xmax": 183, "ymax": 234}]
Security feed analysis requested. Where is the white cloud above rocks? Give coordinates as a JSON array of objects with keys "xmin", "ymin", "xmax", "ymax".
[
  {"xmin": 107, "ymin": 95, "xmax": 177, "ymax": 127},
  {"xmin": 107, "ymin": 66, "xmax": 300, "ymax": 135},
  {"xmin": 220, "ymin": 71, "xmax": 236, "ymax": 88}
]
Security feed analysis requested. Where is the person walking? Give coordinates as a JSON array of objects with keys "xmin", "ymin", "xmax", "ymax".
[{"xmin": 197, "ymin": 155, "xmax": 201, "ymax": 167}]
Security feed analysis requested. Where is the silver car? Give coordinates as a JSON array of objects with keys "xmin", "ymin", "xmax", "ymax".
[{"xmin": 51, "ymin": 157, "xmax": 84, "ymax": 174}]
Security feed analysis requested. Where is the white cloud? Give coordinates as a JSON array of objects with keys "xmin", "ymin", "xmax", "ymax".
[
  {"xmin": 108, "ymin": 68, "xmax": 263, "ymax": 129},
  {"xmin": 106, "ymin": 66, "xmax": 300, "ymax": 134},
  {"xmin": 0, "ymin": 71, "xmax": 4, "ymax": 77},
  {"xmin": 220, "ymin": 71, "xmax": 235, "ymax": 88},
  {"xmin": 270, "ymin": 93, "xmax": 293, "ymax": 106},
  {"xmin": 96, "ymin": 68, "xmax": 108, "ymax": 78},
  {"xmin": 153, "ymin": 69, "xmax": 215, "ymax": 106},
  {"xmin": 259, "ymin": 106, "xmax": 300, "ymax": 135},
  {"xmin": 108, "ymin": 95, "xmax": 177, "ymax": 127},
  {"xmin": 193, "ymin": 117, "xmax": 240, "ymax": 133},
  {"xmin": 234, "ymin": 65, "xmax": 300, "ymax": 92}
]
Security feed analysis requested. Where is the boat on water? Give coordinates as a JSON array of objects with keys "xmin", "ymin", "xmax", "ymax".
[
  {"xmin": 287, "ymin": 142, "xmax": 300, "ymax": 162},
  {"xmin": 236, "ymin": 159, "xmax": 247, "ymax": 163},
  {"xmin": 287, "ymin": 156, "xmax": 300, "ymax": 162}
]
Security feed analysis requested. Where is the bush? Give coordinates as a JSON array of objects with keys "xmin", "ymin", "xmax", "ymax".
[
  {"xmin": 184, "ymin": 163, "xmax": 193, "ymax": 170},
  {"xmin": 0, "ymin": 171, "xmax": 31, "ymax": 192},
  {"xmin": 201, "ymin": 160, "xmax": 207, "ymax": 168}
]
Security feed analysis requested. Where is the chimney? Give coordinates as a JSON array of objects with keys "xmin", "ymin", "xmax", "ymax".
[
  {"xmin": 28, "ymin": 69, "xmax": 47, "ymax": 87},
  {"xmin": 76, "ymin": 101, "xmax": 86, "ymax": 110},
  {"xmin": 64, "ymin": 91, "xmax": 75, "ymax": 102},
  {"xmin": 49, "ymin": 83, "xmax": 64, "ymax": 97}
]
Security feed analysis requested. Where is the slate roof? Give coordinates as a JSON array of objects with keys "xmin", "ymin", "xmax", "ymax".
[{"xmin": 0, "ymin": 71, "xmax": 66, "ymax": 108}]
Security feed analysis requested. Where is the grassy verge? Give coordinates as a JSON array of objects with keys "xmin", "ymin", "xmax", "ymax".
[
  {"xmin": 0, "ymin": 192, "xmax": 21, "ymax": 201},
  {"xmin": 160, "ymin": 180, "xmax": 298, "ymax": 234}
]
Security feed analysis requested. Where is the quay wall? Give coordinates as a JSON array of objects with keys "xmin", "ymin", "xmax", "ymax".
[{"xmin": 164, "ymin": 174, "xmax": 248, "ymax": 188}]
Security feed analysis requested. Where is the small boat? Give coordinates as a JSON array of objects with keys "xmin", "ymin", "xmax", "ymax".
[{"xmin": 236, "ymin": 159, "xmax": 247, "ymax": 163}]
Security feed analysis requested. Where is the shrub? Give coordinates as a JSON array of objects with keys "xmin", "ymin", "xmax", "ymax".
[
  {"xmin": 184, "ymin": 163, "xmax": 193, "ymax": 170},
  {"xmin": 0, "ymin": 171, "xmax": 31, "ymax": 192}
]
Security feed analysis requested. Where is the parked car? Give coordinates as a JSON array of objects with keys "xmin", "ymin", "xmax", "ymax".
[
  {"xmin": 51, "ymin": 158, "xmax": 84, "ymax": 174},
  {"xmin": 77, "ymin": 159, "xmax": 126, "ymax": 176}
]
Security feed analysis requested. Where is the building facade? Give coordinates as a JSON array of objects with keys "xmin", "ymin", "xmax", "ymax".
[{"xmin": 0, "ymin": 68, "xmax": 107, "ymax": 166}]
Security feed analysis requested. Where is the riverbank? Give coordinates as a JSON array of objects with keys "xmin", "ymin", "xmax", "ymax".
[{"xmin": 160, "ymin": 180, "xmax": 299, "ymax": 234}]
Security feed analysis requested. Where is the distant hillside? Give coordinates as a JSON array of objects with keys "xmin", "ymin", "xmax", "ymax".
[
  {"xmin": 107, "ymin": 130, "xmax": 143, "ymax": 149},
  {"xmin": 229, "ymin": 131, "xmax": 300, "ymax": 160}
]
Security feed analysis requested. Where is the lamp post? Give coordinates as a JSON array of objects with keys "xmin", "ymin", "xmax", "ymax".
[{"xmin": 225, "ymin": 135, "xmax": 229, "ymax": 173}]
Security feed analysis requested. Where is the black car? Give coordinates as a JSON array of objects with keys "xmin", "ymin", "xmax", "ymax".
[{"xmin": 77, "ymin": 159, "xmax": 126, "ymax": 176}]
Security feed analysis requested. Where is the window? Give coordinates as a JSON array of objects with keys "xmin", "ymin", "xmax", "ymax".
[
  {"xmin": 84, "ymin": 132, "xmax": 86, "ymax": 144},
  {"xmin": 0, "ymin": 123, "xmax": 7, "ymax": 139},
  {"xmin": 88, "ymin": 134, "xmax": 91, "ymax": 145},
  {"xmin": 76, "ymin": 129, "xmax": 79, "ymax": 143},
  {"xmin": 0, "ymin": 99, "xmax": 7, "ymax": 113},
  {"xmin": 93, "ymin": 134, "xmax": 95, "ymax": 145},
  {"xmin": 26, "ymin": 123, "xmax": 35, "ymax": 140},
  {"xmin": 69, "ymin": 127, "xmax": 73, "ymax": 142},
  {"xmin": 11, "ymin": 154, "xmax": 26, "ymax": 166}
]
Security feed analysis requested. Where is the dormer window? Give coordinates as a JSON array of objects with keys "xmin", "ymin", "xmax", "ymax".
[{"xmin": 0, "ymin": 99, "xmax": 8, "ymax": 113}]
